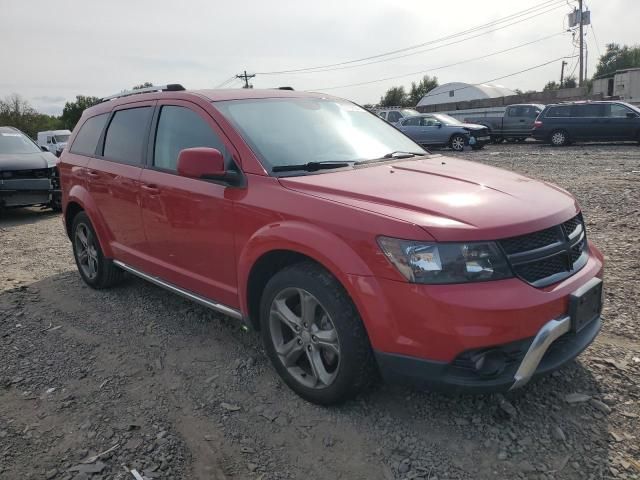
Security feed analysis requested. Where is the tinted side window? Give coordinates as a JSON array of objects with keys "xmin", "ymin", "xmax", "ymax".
[
  {"xmin": 546, "ymin": 106, "xmax": 571, "ymax": 117},
  {"xmin": 571, "ymin": 104, "xmax": 604, "ymax": 117},
  {"xmin": 608, "ymin": 103, "xmax": 634, "ymax": 118},
  {"xmin": 378, "ymin": 112, "xmax": 387, "ymax": 120},
  {"xmin": 154, "ymin": 106, "xmax": 227, "ymax": 171},
  {"xmin": 403, "ymin": 117, "xmax": 421, "ymax": 126},
  {"xmin": 103, "ymin": 107, "xmax": 152, "ymax": 165},
  {"xmin": 70, "ymin": 113, "xmax": 109, "ymax": 156},
  {"xmin": 507, "ymin": 107, "xmax": 522, "ymax": 117},
  {"xmin": 387, "ymin": 111, "xmax": 401, "ymax": 122}
]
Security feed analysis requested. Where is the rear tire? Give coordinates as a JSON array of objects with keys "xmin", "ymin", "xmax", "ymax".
[
  {"xmin": 260, "ymin": 262, "xmax": 376, "ymax": 405},
  {"xmin": 71, "ymin": 212, "xmax": 125, "ymax": 289},
  {"xmin": 550, "ymin": 130, "xmax": 569, "ymax": 147}
]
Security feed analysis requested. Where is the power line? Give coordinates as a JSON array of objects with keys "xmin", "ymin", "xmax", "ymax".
[
  {"xmin": 257, "ymin": 0, "xmax": 568, "ymax": 75},
  {"xmin": 308, "ymin": 33, "xmax": 569, "ymax": 91},
  {"xmin": 214, "ymin": 76, "xmax": 237, "ymax": 89},
  {"xmin": 265, "ymin": 4, "xmax": 570, "ymax": 76},
  {"xmin": 414, "ymin": 56, "xmax": 579, "ymax": 101}
]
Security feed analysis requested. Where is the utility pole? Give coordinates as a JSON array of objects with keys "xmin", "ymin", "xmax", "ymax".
[
  {"xmin": 236, "ymin": 70, "xmax": 255, "ymax": 89},
  {"xmin": 578, "ymin": 0, "xmax": 584, "ymax": 86},
  {"xmin": 560, "ymin": 60, "xmax": 568, "ymax": 87}
]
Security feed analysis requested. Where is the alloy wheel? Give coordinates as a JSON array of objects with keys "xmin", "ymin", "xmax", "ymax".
[
  {"xmin": 551, "ymin": 131, "xmax": 566, "ymax": 146},
  {"xmin": 451, "ymin": 135, "xmax": 465, "ymax": 151},
  {"xmin": 269, "ymin": 287, "xmax": 341, "ymax": 389},
  {"xmin": 75, "ymin": 223, "xmax": 99, "ymax": 280}
]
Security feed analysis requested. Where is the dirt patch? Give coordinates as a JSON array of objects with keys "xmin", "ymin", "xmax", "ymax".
[{"xmin": 1, "ymin": 142, "xmax": 639, "ymax": 479}]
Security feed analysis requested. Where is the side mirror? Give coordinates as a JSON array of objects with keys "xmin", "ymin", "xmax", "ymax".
[
  {"xmin": 436, "ymin": 122, "xmax": 443, "ymax": 128},
  {"xmin": 40, "ymin": 145, "xmax": 50, "ymax": 152},
  {"xmin": 626, "ymin": 112, "xmax": 639, "ymax": 119},
  {"xmin": 177, "ymin": 147, "xmax": 225, "ymax": 179}
]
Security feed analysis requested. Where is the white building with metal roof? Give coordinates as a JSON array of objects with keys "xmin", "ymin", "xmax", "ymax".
[{"xmin": 416, "ymin": 82, "xmax": 517, "ymax": 107}]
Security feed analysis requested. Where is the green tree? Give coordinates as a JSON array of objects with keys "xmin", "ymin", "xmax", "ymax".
[
  {"xmin": 562, "ymin": 76, "xmax": 577, "ymax": 88},
  {"xmin": 408, "ymin": 75, "xmax": 438, "ymax": 106},
  {"xmin": 380, "ymin": 86, "xmax": 409, "ymax": 107},
  {"xmin": 543, "ymin": 81, "xmax": 560, "ymax": 92},
  {"xmin": 595, "ymin": 43, "xmax": 640, "ymax": 78},
  {"xmin": 60, "ymin": 95, "xmax": 100, "ymax": 130},
  {"xmin": 132, "ymin": 82, "xmax": 154, "ymax": 90},
  {"xmin": 0, "ymin": 94, "xmax": 63, "ymax": 138}
]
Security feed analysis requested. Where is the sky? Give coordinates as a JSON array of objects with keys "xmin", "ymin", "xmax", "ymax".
[{"xmin": 1, "ymin": 0, "xmax": 638, "ymax": 116}]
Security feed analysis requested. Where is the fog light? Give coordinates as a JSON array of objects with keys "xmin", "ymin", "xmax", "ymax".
[{"xmin": 472, "ymin": 350, "xmax": 507, "ymax": 378}]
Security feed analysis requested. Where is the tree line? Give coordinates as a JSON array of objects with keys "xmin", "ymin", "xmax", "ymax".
[
  {"xmin": 0, "ymin": 83, "xmax": 153, "ymax": 139},
  {"xmin": 2, "ymin": 43, "xmax": 639, "ymax": 135},
  {"xmin": 374, "ymin": 43, "xmax": 640, "ymax": 108}
]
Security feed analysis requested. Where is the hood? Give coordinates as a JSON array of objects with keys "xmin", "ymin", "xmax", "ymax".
[
  {"xmin": 459, "ymin": 123, "xmax": 487, "ymax": 131},
  {"xmin": 0, "ymin": 152, "xmax": 58, "ymax": 170},
  {"xmin": 278, "ymin": 155, "xmax": 579, "ymax": 242}
]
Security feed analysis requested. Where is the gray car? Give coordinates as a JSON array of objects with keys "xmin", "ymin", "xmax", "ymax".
[
  {"xmin": 397, "ymin": 113, "xmax": 491, "ymax": 151},
  {"xmin": 0, "ymin": 126, "xmax": 61, "ymax": 212}
]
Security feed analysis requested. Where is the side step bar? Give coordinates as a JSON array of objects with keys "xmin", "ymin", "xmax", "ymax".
[{"xmin": 113, "ymin": 260, "xmax": 243, "ymax": 320}]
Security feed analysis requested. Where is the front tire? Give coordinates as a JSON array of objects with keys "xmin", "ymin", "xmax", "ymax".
[
  {"xmin": 260, "ymin": 262, "xmax": 376, "ymax": 405},
  {"xmin": 550, "ymin": 130, "xmax": 569, "ymax": 147},
  {"xmin": 450, "ymin": 134, "xmax": 466, "ymax": 152},
  {"xmin": 71, "ymin": 212, "xmax": 125, "ymax": 289}
]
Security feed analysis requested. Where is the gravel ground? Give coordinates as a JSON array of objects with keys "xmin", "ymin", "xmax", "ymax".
[{"xmin": 1, "ymin": 142, "xmax": 639, "ymax": 480}]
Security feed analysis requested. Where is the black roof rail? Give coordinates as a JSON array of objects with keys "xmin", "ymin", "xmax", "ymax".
[{"xmin": 100, "ymin": 84, "xmax": 185, "ymax": 102}]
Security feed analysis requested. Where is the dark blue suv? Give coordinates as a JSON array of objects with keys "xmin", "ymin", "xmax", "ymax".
[{"xmin": 532, "ymin": 101, "xmax": 640, "ymax": 146}]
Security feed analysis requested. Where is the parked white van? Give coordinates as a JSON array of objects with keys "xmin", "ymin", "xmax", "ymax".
[{"xmin": 37, "ymin": 129, "xmax": 71, "ymax": 157}]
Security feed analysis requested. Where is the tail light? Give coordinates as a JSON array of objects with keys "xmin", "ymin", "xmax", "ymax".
[{"xmin": 533, "ymin": 120, "xmax": 543, "ymax": 129}]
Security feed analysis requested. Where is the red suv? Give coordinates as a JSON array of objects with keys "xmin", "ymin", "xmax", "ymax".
[{"xmin": 60, "ymin": 85, "xmax": 604, "ymax": 405}]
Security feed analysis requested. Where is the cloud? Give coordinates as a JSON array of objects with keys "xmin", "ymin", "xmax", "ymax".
[{"xmin": 1, "ymin": 0, "xmax": 637, "ymax": 112}]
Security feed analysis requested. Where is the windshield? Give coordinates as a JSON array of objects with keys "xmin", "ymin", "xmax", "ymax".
[
  {"xmin": 53, "ymin": 134, "xmax": 70, "ymax": 144},
  {"xmin": 0, "ymin": 131, "xmax": 41, "ymax": 154},
  {"xmin": 401, "ymin": 109, "xmax": 420, "ymax": 117},
  {"xmin": 215, "ymin": 98, "xmax": 426, "ymax": 172},
  {"xmin": 432, "ymin": 114, "xmax": 463, "ymax": 126}
]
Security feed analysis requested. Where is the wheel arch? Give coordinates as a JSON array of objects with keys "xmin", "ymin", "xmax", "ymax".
[
  {"xmin": 239, "ymin": 222, "xmax": 375, "ymax": 330},
  {"xmin": 64, "ymin": 185, "xmax": 113, "ymax": 257}
]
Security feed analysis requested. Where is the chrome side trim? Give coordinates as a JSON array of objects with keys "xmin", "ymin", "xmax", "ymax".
[
  {"xmin": 510, "ymin": 316, "xmax": 571, "ymax": 390},
  {"xmin": 113, "ymin": 260, "xmax": 243, "ymax": 320}
]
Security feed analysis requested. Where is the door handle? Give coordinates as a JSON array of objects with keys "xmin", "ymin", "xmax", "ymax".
[
  {"xmin": 141, "ymin": 184, "xmax": 161, "ymax": 194},
  {"xmin": 85, "ymin": 169, "xmax": 101, "ymax": 178},
  {"xmin": 519, "ymin": 119, "xmax": 526, "ymax": 122}
]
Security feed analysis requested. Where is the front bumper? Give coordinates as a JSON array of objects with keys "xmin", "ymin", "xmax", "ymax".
[
  {"xmin": 375, "ymin": 314, "xmax": 601, "ymax": 393},
  {"xmin": 0, "ymin": 178, "xmax": 55, "ymax": 208},
  {"xmin": 345, "ymin": 242, "xmax": 604, "ymax": 392}
]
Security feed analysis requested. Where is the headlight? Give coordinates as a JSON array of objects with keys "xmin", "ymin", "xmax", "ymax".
[{"xmin": 377, "ymin": 236, "xmax": 513, "ymax": 284}]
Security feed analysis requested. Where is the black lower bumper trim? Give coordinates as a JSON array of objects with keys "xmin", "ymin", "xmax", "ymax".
[{"xmin": 375, "ymin": 316, "xmax": 601, "ymax": 393}]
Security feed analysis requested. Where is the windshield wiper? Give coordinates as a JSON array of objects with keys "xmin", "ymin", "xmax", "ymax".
[
  {"xmin": 356, "ymin": 151, "xmax": 426, "ymax": 164},
  {"xmin": 272, "ymin": 161, "xmax": 354, "ymax": 173},
  {"xmin": 382, "ymin": 151, "xmax": 425, "ymax": 158}
]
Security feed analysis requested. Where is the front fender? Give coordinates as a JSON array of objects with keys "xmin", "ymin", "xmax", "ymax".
[
  {"xmin": 237, "ymin": 221, "xmax": 375, "ymax": 315},
  {"xmin": 66, "ymin": 184, "xmax": 114, "ymax": 257}
]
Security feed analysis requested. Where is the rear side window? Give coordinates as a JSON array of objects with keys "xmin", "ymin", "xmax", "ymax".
[
  {"xmin": 571, "ymin": 104, "xmax": 604, "ymax": 117},
  {"xmin": 378, "ymin": 112, "xmax": 387, "ymax": 120},
  {"xmin": 103, "ymin": 107, "xmax": 152, "ymax": 165},
  {"xmin": 403, "ymin": 117, "xmax": 421, "ymax": 126},
  {"xmin": 70, "ymin": 113, "xmax": 109, "ymax": 156},
  {"xmin": 387, "ymin": 111, "xmax": 401, "ymax": 122},
  {"xmin": 546, "ymin": 106, "xmax": 571, "ymax": 118},
  {"xmin": 153, "ymin": 106, "xmax": 227, "ymax": 171}
]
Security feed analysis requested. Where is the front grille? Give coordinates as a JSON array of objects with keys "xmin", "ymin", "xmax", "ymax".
[
  {"xmin": 498, "ymin": 214, "xmax": 588, "ymax": 287},
  {"xmin": 2, "ymin": 168, "xmax": 51, "ymax": 179},
  {"xmin": 500, "ymin": 226, "xmax": 560, "ymax": 254}
]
